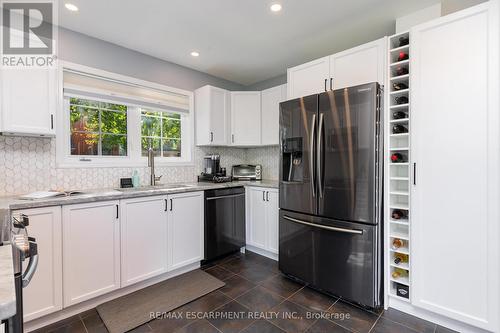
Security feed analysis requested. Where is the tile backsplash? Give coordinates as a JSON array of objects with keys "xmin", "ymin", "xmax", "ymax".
[{"xmin": 0, "ymin": 136, "xmax": 279, "ymax": 195}]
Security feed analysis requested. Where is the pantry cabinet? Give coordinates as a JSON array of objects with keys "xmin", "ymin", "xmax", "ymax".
[
  {"xmin": 167, "ymin": 191, "xmax": 204, "ymax": 270},
  {"xmin": 261, "ymin": 84, "xmax": 286, "ymax": 145},
  {"xmin": 195, "ymin": 85, "xmax": 230, "ymax": 145},
  {"xmin": 287, "ymin": 38, "xmax": 386, "ymax": 99},
  {"xmin": 62, "ymin": 201, "xmax": 120, "ymax": 306},
  {"xmin": 230, "ymin": 91, "xmax": 261, "ymax": 146},
  {"xmin": 245, "ymin": 187, "xmax": 279, "ymax": 257},
  {"xmin": 0, "ymin": 67, "xmax": 57, "ymax": 136},
  {"xmin": 410, "ymin": 2, "xmax": 499, "ymax": 331},
  {"xmin": 120, "ymin": 196, "xmax": 169, "ymax": 287},
  {"xmin": 13, "ymin": 207, "xmax": 62, "ymax": 321}
]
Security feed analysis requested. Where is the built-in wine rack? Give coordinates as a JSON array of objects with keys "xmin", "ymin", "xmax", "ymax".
[{"xmin": 386, "ymin": 31, "xmax": 411, "ymax": 302}]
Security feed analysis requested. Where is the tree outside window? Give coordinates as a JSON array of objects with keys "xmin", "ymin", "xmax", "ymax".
[{"xmin": 141, "ymin": 109, "xmax": 181, "ymax": 157}]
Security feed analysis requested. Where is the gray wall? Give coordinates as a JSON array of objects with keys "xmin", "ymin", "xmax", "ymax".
[
  {"xmin": 58, "ymin": 27, "xmax": 244, "ymax": 91},
  {"xmin": 246, "ymin": 74, "xmax": 287, "ymax": 91}
]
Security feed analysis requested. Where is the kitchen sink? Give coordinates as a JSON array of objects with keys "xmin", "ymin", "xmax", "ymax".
[{"xmin": 116, "ymin": 184, "xmax": 196, "ymax": 192}]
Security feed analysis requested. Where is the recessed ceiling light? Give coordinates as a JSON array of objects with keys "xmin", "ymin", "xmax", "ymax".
[
  {"xmin": 270, "ymin": 3, "xmax": 282, "ymax": 12},
  {"xmin": 65, "ymin": 3, "xmax": 79, "ymax": 11},
  {"xmin": 190, "ymin": 51, "xmax": 200, "ymax": 57}
]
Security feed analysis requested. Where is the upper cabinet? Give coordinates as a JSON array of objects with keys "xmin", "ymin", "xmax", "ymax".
[
  {"xmin": 230, "ymin": 91, "xmax": 261, "ymax": 146},
  {"xmin": 287, "ymin": 38, "xmax": 387, "ymax": 99},
  {"xmin": 195, "ymin": 85, "xmax": 230, "ymax": 146},
  {"xmin": 330, "ymin": 37, "xmax": 386, "ymax": 90},
  {"xmin": 0, "ymin": 67, "xmax": 57, "ymax": 136},
  {"xmin": 261, "ymin": 84, "xmax": 286, "ymax": 146},
  {"xmin": 287, "ymin": 56, "xmax": 330, "ymax": 99}
]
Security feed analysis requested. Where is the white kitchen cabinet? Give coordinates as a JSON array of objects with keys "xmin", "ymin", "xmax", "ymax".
[
  {"xmin": 246, "ymin": 187, "xmax": 279, "ymax": 256},
  {"xmin": 230, "ymin": 91, "xmax": 261, "ymax": 146},
  {"xmin": 120, "ymin": 196, "xmax": 168, "ymax": 287},
  {"xmin": 62, "ymin": 201, "xmax": 120, "ymax": 306},
  {"xmin": 13, "ymin": 207, "xmax": 62, "ymax": 321},
  {"xmin": 287, "ymin": 56, "xmax": 330, "ymax": 99},
  {"xmin": 0, "ymin": 67, "xmax": 57, "ymax": 136},
  {"xmin": 330, "ymin": 37, "xmax": 386, "ymax": 90},
  {"xmin": 195, "ymin": 85, "xmax": 230, "ymax": 145},
  {"xmin": 410, "ymin": 2, "xmax": 499, "ymax": 331},
  {"xmin": 167, "ymin": 191, "xmax": 204, "ymax": 270},
  {"xmin": 261, "ymin": 84, "xmax": 286, "ymax": 145}
]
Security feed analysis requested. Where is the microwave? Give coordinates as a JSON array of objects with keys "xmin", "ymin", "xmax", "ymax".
[{"xmin": 232, "ymin": 164, "xmax": 262, "ymax": 180}]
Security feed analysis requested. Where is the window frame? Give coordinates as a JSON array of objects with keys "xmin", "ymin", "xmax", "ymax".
[{"xmin": 56, "ymin": 62, "xmax": 194, "ymax": 168}]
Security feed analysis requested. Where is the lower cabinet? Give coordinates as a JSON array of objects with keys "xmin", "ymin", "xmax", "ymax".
[
  {"xmin": 62, "ymin": 201, "xmax": 121, "ymax": 307},
  {"xmin": 246, "ymin": 187, "xmax": 279, "ymax": 255},
  {"xmin": 120, "ymin": 196, "xmax": 168, "ymax": 287},
  {"xmin": 12, "ymin": 207, "xmax": 62, "ymax": 321},
  {"xmin": 168, "ymin": 191, "xmax": 204, "ymax": 270}
]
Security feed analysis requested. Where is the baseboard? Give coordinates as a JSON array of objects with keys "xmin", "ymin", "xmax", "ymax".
[
  {"xmin": 24, "ymin": 262, "xmax": 200, "ymax": 332},
  {"xmin": 245, "ymin": 245, "xmax": 278, "ymax": 261},
  {"xmin": 388, "ymin": 297, "xmax": 492, "ymax": 333}
]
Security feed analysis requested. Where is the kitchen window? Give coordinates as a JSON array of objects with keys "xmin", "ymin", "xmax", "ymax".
[{"xmin": 57, "ymin": 63, "xmax": 193, "ymax": 167}]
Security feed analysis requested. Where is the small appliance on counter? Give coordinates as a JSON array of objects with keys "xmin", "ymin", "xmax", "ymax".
[
  {"xmin": 198, "ymin": 154, "xmax": 232, "ymax": 183},
  {"xmin": 231, "ymin": 164, "xmax": 262, "ymax": 181}
]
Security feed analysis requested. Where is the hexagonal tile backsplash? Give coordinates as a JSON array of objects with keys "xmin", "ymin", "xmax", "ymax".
[{"xmin": 0, "ymin": 136, "xmax": 279, "ymax": 195}]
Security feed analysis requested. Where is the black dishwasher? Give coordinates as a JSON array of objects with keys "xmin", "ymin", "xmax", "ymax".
[{"xmin": 204, "ymin": 187, "xmax": 245, "ymax": 262}]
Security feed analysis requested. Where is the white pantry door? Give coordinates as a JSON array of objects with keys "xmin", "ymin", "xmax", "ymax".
[{"xmin": 410, "ymin": 2, "xmax": 499, "ymax": 331}]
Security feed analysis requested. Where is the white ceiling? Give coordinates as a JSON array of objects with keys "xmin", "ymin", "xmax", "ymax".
[{"xmin": 58, "ymin": 0, "xmax": 485, "ymax": 86}]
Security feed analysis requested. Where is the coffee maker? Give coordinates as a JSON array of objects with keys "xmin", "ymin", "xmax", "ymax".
[{"xmin": 198, "ymin": 154, "xmax": 232, "ymax": 183}]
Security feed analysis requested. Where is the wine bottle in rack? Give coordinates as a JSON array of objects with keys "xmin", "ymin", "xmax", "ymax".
[
  {"xmin": 391, "ymin": 152, "xmax": 407, "ymax": 163},
  {"xmin": 391, "ymin": 209, "xmax": 408, "ymax": 220},
  {"xmin": 398, "ymin": 52, "xmax": 409, "ymax": 61},
  {"xmin": 392, "ymin": 124, "xmax": 408, "ymax": 134},
  {"xmin": 391, "ymin": 238, "xmax": 405, "ymax": 250},
  {"xmin": 396, "ymin": 67, "xmax": 409, "ymax": 76},
  {"xmin": 394, "ymin": 254, "xmax": 409, "ymax": 265},
  {"xmin": 392, "ymin": 268, "xmax": 408, "ymax": 279},
  {"xmin": 392, "ymin": 82, "xmax": 408, "ymax": 91},
  {"xmin": 395, "ymin": 96, "xmax": 409, "ymax": 105},
  {"xmin": 392, "ymin": 111, "xmax": 407, "ymax": 120},
  {"xmin": 399, "ymin": 36, "xmax": 409, "ymax": 47}
]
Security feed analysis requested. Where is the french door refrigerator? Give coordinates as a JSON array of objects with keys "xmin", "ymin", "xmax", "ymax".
[{"xmin": 279, "ymin": 82, "xmax": 383, "ymax": 308}]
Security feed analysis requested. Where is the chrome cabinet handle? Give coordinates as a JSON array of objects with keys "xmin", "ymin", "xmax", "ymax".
[
  {"xmin": 266, "ymin": 191, "xmax": 269, "ymax": 201},
  {"xmin": 50, "ymin": 114, "xmax": 54, "ymax": 129},
  {"xmin": 317, "ymin": 113, "xmax": 324, "ymax": 198},
  {"xmin": 310, "ymin": 114, "xmax": 317, "ymax": 197},
  {"xmin": 164, "ymin": 199, "xmax": 168, "ymax": 211},
  {"xmin": 262, "ymin": 191, "xmax": 265, "ymax": 201},
  {"xmin": 170, "ymin": 199, "xmax": 173, "ymax": 211},
  {"xmin": 324, "ymin": 79, "xmax": 327, "ymax": 92},
  {"xmin": 283, "ymin": 215, "xmax": 363, "ymax": 235},
  {"xmin": 330, "ymin": 78, "xmax": 333, "ymax": 90}
]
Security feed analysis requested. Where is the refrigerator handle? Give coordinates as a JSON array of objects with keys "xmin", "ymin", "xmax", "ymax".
[
  {"xmin": 310, "ymin": 114, "xmax": 317, "ymax": 197},
  {"xmin": 317, "ymin": 113, "xmax": 325, "ymax": 198}
]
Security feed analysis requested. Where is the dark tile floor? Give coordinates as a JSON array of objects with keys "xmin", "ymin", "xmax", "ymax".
[{"xmin": 33, "ymin": 251, "xmax": 458, "ymax": 333}]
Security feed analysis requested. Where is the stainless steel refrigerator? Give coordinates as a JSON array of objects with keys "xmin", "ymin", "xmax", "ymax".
[{"xmin": 279, "ymin": 82, "xmax": 383, "ymax": 308}]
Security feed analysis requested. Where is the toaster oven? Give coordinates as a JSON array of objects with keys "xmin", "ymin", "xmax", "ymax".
[{"xmin": 232, "ymin": 164, "xmax": 262, "ymax": 180}]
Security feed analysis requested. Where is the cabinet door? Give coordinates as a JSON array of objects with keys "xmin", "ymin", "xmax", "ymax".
[
  {"xmin": 210, "ymin": 87, "xmax": 230, "ymax": 145},
  {"xmin": 231, "ymin": 91, "xmax": 261, "ymax": 146},
  {"xmin": 287, "ymin": 56, "xmax": 329, "ymax": 99},
  {"xmin": 330, "ymin": 37, "xmax": 386, "ymax": 90},
  {"xmin": 195, "ymin": 85, "xmax": 229, "ymax": 145},
  {"xmin": 120, "ymin": 196, "xmax": 168, "ymax": 287},
  {"xmin": 1, "ymin": 67, "xmax": 56, "ymax": 136},
  {"xmin": 411, "ymin": 3, "xmax": 499, "ymax": 331},
  {"xmin": 246, "ymin": 187, "xmax": 267, "ymax": 249},
  {"xmin": 62, "ymin": 201, "xmax": 120, "ymax": 306},
  {"xmin": 265, "ymin": 189, "xmax": 279, "ymax": 254},
  {"xmin": 168, "ymin": 191, "xmax": 204, "ymax": 270},
  {"xmin": 261, "ymin": 85, "xmax": 286, "ymax": 145},
  {"xmin": 14, "ymin": 207, "xmax": 62, "ymax": 321}
]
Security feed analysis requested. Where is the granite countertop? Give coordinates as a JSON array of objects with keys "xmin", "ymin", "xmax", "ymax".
[
  {"xmin": 0, "ymin": 244, "xmax": 16, "ymax": 321},
  {"xmin": 0, "ymin": 180, "xmax": 279, "ymax": 210}
]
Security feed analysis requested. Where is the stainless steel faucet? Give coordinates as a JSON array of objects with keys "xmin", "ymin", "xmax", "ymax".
[{"xmin": 148, "ymin": 147, "xmax": 162, "ymax": 186}]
